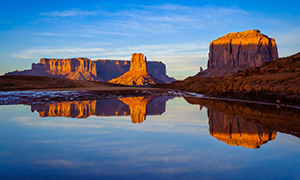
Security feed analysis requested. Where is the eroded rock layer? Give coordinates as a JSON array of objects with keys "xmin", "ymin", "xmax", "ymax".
[{"xmin": 199, "ymin": 30, "xmax": 278, "ymax": 77}]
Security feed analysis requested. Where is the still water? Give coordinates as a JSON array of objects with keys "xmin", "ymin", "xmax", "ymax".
[{"xmin": 0, "ymin": 96, "xmax": 299, "ymax": 179}]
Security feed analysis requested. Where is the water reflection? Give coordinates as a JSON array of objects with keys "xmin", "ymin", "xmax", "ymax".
[
  {"xmin": 185, "ymin": 97, "xmax": 300, "ymax": 148},
  {"xmin": 31, "ymin": 96, "xmax": 173, "ymax": 123},
  {"xmin": 30, "ymin": 95, "xmax": 300, "ymax": 149}
]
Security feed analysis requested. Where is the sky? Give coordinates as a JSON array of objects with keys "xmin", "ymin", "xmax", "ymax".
[{"xmin": 0, "ymin": 0, "xmax": 299, "ymax": 79}]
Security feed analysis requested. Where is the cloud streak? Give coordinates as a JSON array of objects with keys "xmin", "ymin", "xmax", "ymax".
[{"xmin": 40, "ymin": 9, "xmax": 98, "ymax": 17}]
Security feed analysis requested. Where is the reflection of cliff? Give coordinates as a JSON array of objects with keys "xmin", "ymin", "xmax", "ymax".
[
  {"xmin": 119, "ymin": 96, "xmax": 151, "ymax": 123},
  {"xmin": 31, "ymin": 96, "xmax": 173, "ymax": 123},
  {"xmin": 185, "ymin": 97, "xmax": 300, "ymax": 148},
  {"xmin": 31, "ymin": 100, "xmax": 97, "ymax": 118},
  {"xmin": 208, "ymin": 109, "xmax": 276, "ymax": 149}
]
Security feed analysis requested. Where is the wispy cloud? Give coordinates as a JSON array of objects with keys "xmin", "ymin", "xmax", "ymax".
[{"xmin": 40, "ymin": 9, "xmax": 98, "ymax": 17}]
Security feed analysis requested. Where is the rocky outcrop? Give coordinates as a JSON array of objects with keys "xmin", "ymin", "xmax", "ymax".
[
  {"xmin": 31, "ymin": 96, "xmax": 173, "ymax": 123},
  {"xmin": 5, "ymin": 56, "xmax": 175, "ymax": 84},
  {"xmin": 198, "ymin": 30, "xmax": 278, "ymax": 77},
  {"xmin": 109, "ymin": 53, "xmax": 164, "ymax": 86}
]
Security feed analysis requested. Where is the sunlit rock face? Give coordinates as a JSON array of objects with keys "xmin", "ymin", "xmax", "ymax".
[
  {"xmin": 6, "ymin": 57, "xmax": 175, "ymax": 83},
  {"xmin": 23, "ymin": 58, "xmax": 98, "ymax": 81},
  {"xmin": 109, "ymin": 53, "xmax": 164, "ymax": 86},
  {"xmin": 208, "ymin": 109, "xmax": 276, "ymax": 149},
  {"xmin": 198, "ymin": 30, "xmax": 278, "ymax": 77},
  {"xmin": 31, "ymin": 96, "xmax": 173, "ymax": 123}
]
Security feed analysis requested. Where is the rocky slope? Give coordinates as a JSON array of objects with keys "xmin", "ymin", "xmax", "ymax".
[
  {"xmin": 109, "ymin": 53, "xmax": 164, "ymax": 86},
  {"xmin": 6, "ymin": 57, "xmax": 175, "ymax": 83},
  {"xmin": 0, "ymin": 75, "xmax": 112, "ymax": 91},
  {"xmin": 156, "ymin": 52, "xmax": 300, "ymax": 105},
  {"xmin": 198, "ymin": 30, "xmax": 278, "ymax": 77}
]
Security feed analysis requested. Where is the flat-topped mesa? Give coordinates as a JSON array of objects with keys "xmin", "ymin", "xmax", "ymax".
[
  {"xmin": 199, "ymin": 29, "xmax": 279, "ymax": 77},
  {"xmin": 109, "ymin": 53, "xmax": 163, "ymax": 86}
]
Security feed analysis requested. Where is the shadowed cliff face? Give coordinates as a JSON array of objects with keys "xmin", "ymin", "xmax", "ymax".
[
  {"xmin": 184, "ymin": 97, "xmax": 300, "ymax": 149},
  {"xmin": 31, "ymin": 96, "xmax": 173, "ymax": 123},
  {"xmin": 95, "ymin": 60, "xmax": 174, "ymax": 82},
  {"xmin": 199, "ymin": 30, "xmax": 279, "ymax": 77}
]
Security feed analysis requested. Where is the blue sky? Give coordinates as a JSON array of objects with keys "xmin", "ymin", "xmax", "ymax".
[{"xmin": 0, "ymin": 0, "xmax": 299, "ymax": 79}]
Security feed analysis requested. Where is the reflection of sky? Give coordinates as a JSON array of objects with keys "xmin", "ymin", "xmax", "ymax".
[{"xmin": 0, "ymin": 97, "xmax": 299, "ymax": 179}]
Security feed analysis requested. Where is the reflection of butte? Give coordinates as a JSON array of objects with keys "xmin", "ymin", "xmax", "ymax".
[
  {"xmin": 31, "ymin": 96, "xmax": 172, "ymax": 123},
  {"xmin": 184, "ymin": 97, "xmax": 277, "ymax": 149},
  {"xmin": 208, "ymin": 109, "xmax": 276, "ymax": 149},
  {"xmin": 118, "ymin": 96, "xmax": 151, "ymax": 123}
]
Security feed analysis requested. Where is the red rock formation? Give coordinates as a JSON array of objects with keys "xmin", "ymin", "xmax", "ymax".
[
  {"xmin": 109, "ymin": 53, "xmax": 163, "ymax": 86},
  {"xmin": 198, "ymin": 30, "xmax": 278, "ymax": 77},
  {"xmin": 6, "ymin": 56, "xmax": 175, "ymax": 83},
  {"xmin": 39, "ymin": 58, "xmax": 97, "ymax": 81}
]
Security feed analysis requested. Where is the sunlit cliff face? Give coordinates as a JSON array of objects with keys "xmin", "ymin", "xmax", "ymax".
[{"xmin": 199, "ymin": 30, "xmax": 279, "ymax": 77}]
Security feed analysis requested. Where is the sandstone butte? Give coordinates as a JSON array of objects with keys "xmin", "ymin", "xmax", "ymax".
[
  {"xmin": 198, "ymin": 29, "xmax": 279, "ymax": 77},
  {"xmin": 109, "ymin": 53, "xmax": 164, "ymax": 86},
  {"xmin": 5, "ymin": 55, "xmax": 175, "ymax": 84}
]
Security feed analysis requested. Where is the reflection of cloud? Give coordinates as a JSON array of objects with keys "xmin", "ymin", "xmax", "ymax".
[{"xmin": 35, "ymin": 159, "xmax": 95, "ymax": 168}]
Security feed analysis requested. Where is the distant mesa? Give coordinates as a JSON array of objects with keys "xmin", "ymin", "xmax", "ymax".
[
  {"xmin": 109, "ymin": 53, "xmax": 164, "ymax": 86},
  {"xmin": 198, "ymin": 29, "xmax": 279, "ymax": 77},
  {"xmin": 31, "ymin": 96, "xmax": 173, "ymax": 124},
  {"xmin": 5, "ymin": 54, "xmax": 175, "ymax": 84}
]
